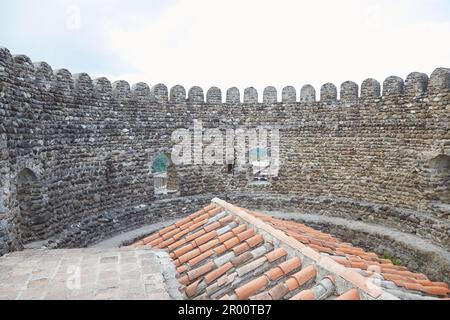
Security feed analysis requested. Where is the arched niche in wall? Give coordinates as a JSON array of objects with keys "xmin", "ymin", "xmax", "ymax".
[
  {"xmin": 248, "ymin": 147, "xmax": 278, "ymax": 183},
  {"xmin": 428, "ymin": 155, "xmax": 450, "ymax": 203},
  {"xmin": 16, "ymin": 168, "xmax": 48, "ymax": 244},
  {"xmin": 152, "ymin": 153, "xmax": 180, "ymax": 196}
]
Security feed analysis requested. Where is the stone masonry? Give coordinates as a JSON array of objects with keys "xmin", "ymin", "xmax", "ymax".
[{"xmin": 0, "ymin": 46, "xmax": 449, "ymax": 282}]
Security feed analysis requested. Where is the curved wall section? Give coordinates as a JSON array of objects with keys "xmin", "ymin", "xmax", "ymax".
[{"xmin": 0, "ymin": 46, "xmax": 449, "ymax": 258}]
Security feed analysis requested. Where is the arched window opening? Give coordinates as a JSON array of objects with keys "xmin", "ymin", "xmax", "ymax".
[
  {"xmin": 429, "ymin": 155, "xmax": 450, "ymax": 177},
  {"xmin": 249, "ymin": 147, "xmax": 272, "ymax": 182},
  {"xmin": 16, "ymin": 168, "xmax": 46, "ymax": 244},
  {"xmin": 428, "ymin": 154, "xmax": 450, "ymax": 203},
  {"xmin": 152, "ymin": 154, "xmax": 179, "ymax": 195}
]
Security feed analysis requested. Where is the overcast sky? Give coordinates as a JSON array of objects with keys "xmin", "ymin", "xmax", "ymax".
[{"xmin": 1, "ymin": 0, "xmax": 449, "ymax": 99}]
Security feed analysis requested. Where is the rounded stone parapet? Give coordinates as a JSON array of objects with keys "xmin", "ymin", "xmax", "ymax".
[
  {"xmin": 405, "ymin": 72, "xmax": 428, "ymax": 97},
  {"xmin": 170, "ymin": 85, "xmax": 186, "ymax": 103},
  {"xmin": 112, "ymin": 80, "xmax": 131, "ymax": 101},
  {"xmin": 152, "ymin": 83, "xmax": 168, "ymax": 103},
  {"xmin": 263, "ymin": 86, "xmax": 277, "ymax": 103},
  {"xmin": 244, "ymin": 87, "xmax": 258, "ymax": 103},
  {"xmin": 340, "ymin": 81, "xmax": 359, "ymax": 103},
  {"xmin": 188, "ymin": 86, "xmax": 204, "ymax": 103},
  {"xmin": 320, "ymin": 83, "xmax": 337, "ymax": 103},
  {"xmin": 73, "ymin": 73, "xmax": 93, "ymax": 96},
  {"xmin": 300, "ymin": 85, "xmax": 316, "ymax": 103},
  {"xmin": 93, "ymin": 77, "xmax": 112, "ymax": 100},
  {"xmin": 132, "ymin": 82, "xmax": 151, "ymax": 103},
  {"xmin": 226, "ymin": 87, "xmax": 240, "ymax": 104},
  {"xmin": 52, "ymin": 69, "xmax": 74, "ymax": 94},
  {"xmin": 207, "ymin": 87, "xmax": 222, "ymax": 104},
  {"xmin": 13, "ymin": 54, "xmax": 35, "ymax": 83},
  {"xmin": 383, "ymin": 76, "xmax": 404, "ymax": 97},
  {"xmin": 34, "ymin": 62, "xmax": 53, "ymax": 91},
  {"xmin": 0, "ymin": 47, "xmax": 13, "ymax": 68},
  {"xmin": 360, "ymin": 78, "xmax": 381, "ymax": 99},
  {"xmin": 428, "ymin": 67, "xmax": 450, "ymax": 94},
  {"xmin": 282, "ymin": 86, "xmax": 296, "ymax": 103}
]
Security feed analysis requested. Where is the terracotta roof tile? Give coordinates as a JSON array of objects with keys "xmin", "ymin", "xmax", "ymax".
[
  {"xmin": 218, "ymin": 232, "xmax": 235, "ymax": 243},
  {"xmin": 245, "ymin": 234, "xmax": 264, "ymax": 248},
  {"xmin": 265, "ymin": 248, "xmax": 287, "ymax": 263},
  {"xmin": 173, "ymin": 243, "xmax": 196, "ymax": 259},
  {"xmin": 178, "ymin": 248, "xmax": 201, "ymax": 264},
  {"xmin": 213, "ymin": 245, "xmax": 229, "ymax": 256},
  {"xmin": 208, "ymin": 207, "xmax": 223, "ymax": 216},
  {"xmin": 198, "ymin": 239, "xmax": 221, "ymax": 253},
  {"xmin": 142, "ymin": 233, "xmax": 159, "ymax": 245},
  {"xmin": 177, "ymin": 265, "xmax": 189, "ymax": 274},
  {"xmin": 203, "ymin": 204, "xmax": 216, "ymax": 212},
  {"xmin": 187, "ymin": 261, "xmax": 216, "ymax": 282},
  {"xmin": 185, "ymin": 229, "xmax": 206, "ymax": 242},
  {"xmin": 279, "ymin": 257, "xmax": 302, "ymax": 275},
  {"xmin": 188, "ymin": 209, "xmax": 206, "ymax": 220},
  {"xmin": 336, "ymin": 288, "xmax": 360, "ymax": 300},
  {"xmin": 232, "ymin": 225, "xmax": 247, "ymax": 235},
  {"xmin": 172, "ymin": 228, "xmax": 190, "ymax": 241},
  {"xmin": 265, "ymin": 267, "xmax": 285, "ymax": 281},
  {"xmin": 204, "ymin": 221, "xmax": 221, "ymax": 233},
  {"xmin": 234, "ymin": 276, "xmax": 269, "ymax": 300},
  {"xmin": 195, "ymin": 231, "xmax": 218, "ymax": 246},
  {"xmin": 232, "ymin": 243, "xmax": 251, "ymax": 256},
  {"xmin": 156, "ymin": 238, "xmax": 175, "ymax": 249},
  {"xmin": 237, "ymin": 229, "xmax": 255, "ymax": 241},
  {"xmin": 290, "ymin": 265, "xmax": 317, "ymax": 288},
  {"xmin": 185, "ymin": 280, "xmax": 201, "ymax": 298},
  {"xmin": 168, "ymin": 238, "xmax": 189, "ymax": 251},
  {"xmin": 223, "ymin": 237, "xmax": 240, "ymax": 250},
  {"xmin": 188, "ymin": 220, "xmax": 208, "ymax": 232},
  {"xmin": 204, "ymin": 262, "xmax": 234, "ymax": 285},
  {"xmin": 423, "ymin": 286, "xmax": 450, "ymax": 297},
  {"xmin": 219, "ymin": 215, "xmax": 234, "ymax": 224},
  {"xmin": 193, "ymin": 214, "xmax": 210, "ymax": 224},
  {"xmin": 188, "ymin": 250, "xmax": 215, "ymax": 267},
  {"xmin": 159, "ymin": 224, "xmax": 177, "ymax": 236},
  {"xmin": 175, "ymin": 217, "xmax": 192, "ymax": 228},
  {"xmin": 231, "ymin": 252, "xmax": 254, "ymax": 267}
]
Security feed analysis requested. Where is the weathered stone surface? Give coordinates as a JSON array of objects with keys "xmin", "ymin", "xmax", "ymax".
[
  {"xmin": 0, "ymin": 46, "xmax": 449, "ymax": 288},
  {"xmin": 0, "ymin": 248, "xmax": 182, "ymax": 300}
]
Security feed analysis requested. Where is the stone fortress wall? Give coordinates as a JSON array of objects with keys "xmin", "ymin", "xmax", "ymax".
[{"xmin": 0, "ymin": 47, "xmax": 449, "ymax": 277}]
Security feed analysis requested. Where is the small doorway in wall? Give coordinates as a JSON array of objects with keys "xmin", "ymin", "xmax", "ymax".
[
  {"xmin": 152, "ymin": 153, "xmax": 180, "ymax": 195},
  {"xmin": 16, "ymin": 168, "xmax": 47, "ymax": 244}
]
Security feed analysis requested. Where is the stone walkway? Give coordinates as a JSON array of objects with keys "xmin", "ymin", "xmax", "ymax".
[
  {"xmin": 0, "ymin": 248, "xmax": 183, "ymax": 300},
  {"xmin": 91, "ymin": 219, "xmax": 179, "ymax": 248}
]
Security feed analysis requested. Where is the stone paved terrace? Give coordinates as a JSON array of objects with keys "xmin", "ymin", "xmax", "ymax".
[{"xmin": 0, "ymin": 248, "xmax": 182, "ymax": 300}]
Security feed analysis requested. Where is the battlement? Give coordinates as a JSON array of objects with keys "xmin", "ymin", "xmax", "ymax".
[{"xmin": 1, "ymin": 47, "xmax": 449, "ymax": 107}]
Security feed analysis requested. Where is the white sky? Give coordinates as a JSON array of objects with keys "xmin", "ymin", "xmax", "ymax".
[{"xmin": 1, "ymin": 0, "xmax": 450, "ymax": 100}]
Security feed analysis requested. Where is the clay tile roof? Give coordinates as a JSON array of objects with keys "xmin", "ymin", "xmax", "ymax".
[{"xmin": 134, "ymin": 200, "xmax": 449, "ymax": 300}]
